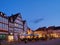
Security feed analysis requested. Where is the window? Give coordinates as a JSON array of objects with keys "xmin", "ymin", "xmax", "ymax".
[
  {"xmin": 9, "ymin": 27, "xmax": 13, "ymax": 30},
  {"xmin": 11, "ymin": 18, "xmax": 13, "ymax": 22},
  {"xmin": 15, "ymin": 23, "xmax": 18, "ymax": 27},
  {"xmin": 2, "ymin": 24, "xmax": 8, "ymax": 30},
  {"xmin": 2, "ymin": 24, "xmax": 5, "ymax": 29},
  {"xmin": 15, "ymin": 20, "xmax": 23, "ymax": 25},
  {"xmin": 9, "ymin": 23, "xmax": 13, "ymax": 27},
  {"xmin": 2, "ymin": 18, "xmax": 8, "ymax": 24},
  {"xmin": 6, "ymin": 25, "xmax": 8, "ymax": 30},
  {"xmin": 0, "ymin": 23, "xmax": 2, "ymax": 29},
  {"xmin": 19, "ymin": 21, "xmax": 23, "ymax": 25},
  {"xmin": 5, "ymin": 19, "xmax": 8, "ymax": 24},
  {"xmin": 0, "ymin": 17, "xmax": 2, "ymax": 22},
  {"xmin": 17, "ymin": 17, "xmax": 22, "ymax": 20},
  {"xmin": 3, "ymin": 18, "xmax": 5, "ymax": 23},
  {"xmin": 18, "ymin": 25, "xmax": 23, "ymax": 28},
  {"xmin": 14, "ymin": 28, "xmax": 18, "ymax": 32}
]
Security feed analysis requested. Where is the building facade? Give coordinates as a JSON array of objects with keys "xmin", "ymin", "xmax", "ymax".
[
  {"xmin": 26, "ymin": 28, "xmax": 34, "ymax": 38},
  {"xmin": 47, "ymin": 26, "xmax": 60, "ymax": 39},
  {"xmin": 34, "ymin": 26, "xmax": 60, "ymax": 39},
  {"xmin": 0, "ymin": 12, "xmax": 8, "ymax": 40},
  {"xmin": 34, "ymin": 27, "xmax": 47, "ymax": 38},
  {"xmin": 8, "ymin": 17, "xmax": 14, "ymax": 42},
  {"xmin": 0, "ymin": 12, "xmax": 28, "ymax": 41},
  {"xmin": 9, "ymin": 13, "xmax": 24, "ymax": 41}
]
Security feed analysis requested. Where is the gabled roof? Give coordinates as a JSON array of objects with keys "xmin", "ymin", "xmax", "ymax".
[
  {"xmin": 54, "ymin": 26, "xmax": 60, "ymax": 30},
  {"xmin": 0, "ymin": 12, "xmax": 8, "ymax": 19},
  {"xmin": 35, "ymin": 27, "xmax": 46, "ymax": 31},
  {"xmin": 47, "ymin": 26, "xmax": 55, "ymax": 30},
  {"xmin": 8, "ymin": 13, "xmax": 22, "ymax": 23}
]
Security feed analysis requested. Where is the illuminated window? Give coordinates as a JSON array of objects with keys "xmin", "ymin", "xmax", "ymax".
[
  {"xmin": 15, "ymin": 23, "xmax": 18, "ymax": 27},
  {"xmin": 8, "ymin": 35, "xmax": 14, "ymax": 42}
]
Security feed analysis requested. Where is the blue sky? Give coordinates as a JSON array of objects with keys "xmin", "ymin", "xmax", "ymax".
[{"xmin": 0, "ymin": 0, "xmax": 60, "ymax": 30}]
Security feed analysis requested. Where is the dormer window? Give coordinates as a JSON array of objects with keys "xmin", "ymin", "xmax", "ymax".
[
  {"xmin": 4, "ymin": 14, "xmax": 6, "ymax": 17},
  {"xmin": 1, "ymin": 12, "xmax": 2, "ymax": 15},
  {"xmin": 11, "ymin": 18, "xmax": 13, "ymax": 22}
]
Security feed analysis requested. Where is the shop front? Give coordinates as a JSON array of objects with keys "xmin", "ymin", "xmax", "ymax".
[
  {"xmin": 0, "ymin": 31, "xmax": 8, "ymax": 41},
  {"xmin": 0, "ymin": 34, "xmax": 6, "ymax": 40}
]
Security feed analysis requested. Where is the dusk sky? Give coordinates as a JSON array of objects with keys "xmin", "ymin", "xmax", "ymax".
[{"xmin": 0, "ymin": 0, "xmax": 60, "ymax": 30}]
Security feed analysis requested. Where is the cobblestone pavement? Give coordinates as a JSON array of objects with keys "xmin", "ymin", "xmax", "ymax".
[{"xmin": 1, "ymin": 39, "xmax": 60, "ymax": 45}]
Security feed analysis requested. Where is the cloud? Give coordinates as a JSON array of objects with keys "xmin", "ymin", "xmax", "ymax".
[{"xmin": 33, "ymin": 18, "xmax": 44, "ymax": 23}]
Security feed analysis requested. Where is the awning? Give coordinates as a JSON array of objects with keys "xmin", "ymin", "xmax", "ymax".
[{"xmin": 20, "ymin": 34, "xmax": 39, "ymax": 36}]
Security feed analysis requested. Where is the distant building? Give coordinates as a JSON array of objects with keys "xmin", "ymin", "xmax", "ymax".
[
  {"xmin": 26, "ymin": 27, "xmax": 33, "ymax": 38},
  {"xmin": 34, "ymin": 26, "xmax": 60, "ymax": 39},
  {"xmin": 47, "ymin": 26, "xmax": 60, "ymax": 38},
  {"xmin": 27, "ymin": 28, "xmax": 33, "ymax": 35},
  {"xmin": 34, "ymin": 27, "xmax": 47, "ymax": 38}
]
